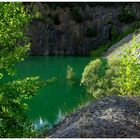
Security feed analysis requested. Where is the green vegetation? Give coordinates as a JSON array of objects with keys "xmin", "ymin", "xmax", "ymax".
[
  {"xmin": 81, "ymin": 59, "xmax": 109, "ymax": 99},
  {"xmin": 66, "ymin": 65, "xmax": 75, "ymax": 80},
  {"xmin": 82, "ymin": 37, "xmax": 140, "ymax": 99},
  {"xmin": 0, "ymin": 3, "xmax": 43, "ymax": 137},
  {"xmin": 1, "ymin": 2, "xmax": 140, "ymax": 138},
  {"xmin": 90, "ymin": 21, "xmax": 140, "ymax": 57},
  {"xmin": 111, "ymin": 25, "xmax": 120, "ymax": 42},
  {"xmin": 90, "ymin": 41, "xmax": 111, "ymax": 57},
  {"xmin": 30, "ymin": 4, "xmax": 46, "ymax": 23},
  {"xmin": 118, "ymin": 7, "xmax": 135, "ymax": 23},
  {"xmin": 110, "ymin": 37, "xmax": 140, "ymax": 96}
]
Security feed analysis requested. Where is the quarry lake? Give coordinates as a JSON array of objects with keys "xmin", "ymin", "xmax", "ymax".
[{"xmin": 3, "ymin": 56, "xmax": 94, "ymax": 128}]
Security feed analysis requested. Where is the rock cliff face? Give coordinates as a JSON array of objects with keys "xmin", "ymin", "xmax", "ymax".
[
  {"xmin": 27, "ymin": 3, "xmax": 140, "ymax": 56},
  {"xmin": 46, "ymin": 96, "xmax": 140, "ymax": 138}
]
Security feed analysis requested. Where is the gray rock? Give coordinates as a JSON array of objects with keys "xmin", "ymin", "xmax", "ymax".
[
  {"xmin": 46, "ymin": 96, "xmax": 140, "ymax": 138},
  {"xmin": 27, "ymin": 3, "xmax": 140, "ymax": 56}
]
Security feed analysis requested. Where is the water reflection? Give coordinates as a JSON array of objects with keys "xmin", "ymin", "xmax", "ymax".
[
  {"xmin": 34, "ymin": 117, "xmax": 48, "ymax": 130},
  {"xmin": 34, "ymin": 109, "xmax": 65, "ymax": 129},
  {"xmin": 14, "ymin": 56, "xmax": 93, "ymax": 126}
]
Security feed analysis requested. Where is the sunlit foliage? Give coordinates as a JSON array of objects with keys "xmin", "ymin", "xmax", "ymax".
[
  {"xmin": 66, "ymin": 65, "xmax": 75, "ymax": 80},
  {"xmin": 81, "ymin": 37, "xmax": 140, "ymax": 99},
  {"xmin": 0, "ymin": 3, "xmax": 43, "ymax": 137}
]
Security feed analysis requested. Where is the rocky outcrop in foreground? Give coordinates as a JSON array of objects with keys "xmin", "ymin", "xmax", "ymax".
[{"xmin": 46, "ymin": 96, "xmax": 140, "ymax": 138}]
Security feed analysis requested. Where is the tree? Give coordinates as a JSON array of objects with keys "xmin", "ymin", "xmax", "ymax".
[
  {"xmin": 0, "ymin": 3, "xmax": 43, "ymax": 137},
  {"xmin": 80, "ymin": 59, "xmax": 109, "ymax": 99},
  {"xmin": 81, "ymin": 36, "xmax": 140, "ymax": 99},
  {"xmin": 66, "ymin": 65, "xmax": 75, "ymax": 80},
  {"xmin": 111, "ymin": 37, "xmax": 140, "ymax": 96}
]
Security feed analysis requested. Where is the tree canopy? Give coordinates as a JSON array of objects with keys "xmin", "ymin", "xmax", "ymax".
[{"xmin": 0, "ymin": 3, "xmax": 43, "ymax": 137}]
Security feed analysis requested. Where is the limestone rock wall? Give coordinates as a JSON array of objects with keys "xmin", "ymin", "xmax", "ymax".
[{"xmin": 27, "ymin": 3, "xmax": 140, "ymax": 56}]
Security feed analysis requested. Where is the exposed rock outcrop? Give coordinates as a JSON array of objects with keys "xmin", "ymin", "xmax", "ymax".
[
  {"xmin": 46, "ymin": 96, "xmax": 140, "ymax": 138},
  {"xmin": 27, "ymin": 3, "xmax": 140, "ymax": 56},
  {"xmin": 104, "ymin": 28, "xmax": 140, "ymax": 58}
]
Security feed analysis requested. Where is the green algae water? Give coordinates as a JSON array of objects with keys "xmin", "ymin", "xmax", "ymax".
[{"xmin": 3, "ymin": 56, "xmax": 94, "ymax": 128}]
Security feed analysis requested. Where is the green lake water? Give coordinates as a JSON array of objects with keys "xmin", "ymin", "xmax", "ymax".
[{"xmin": 3, "ymin": 56, "xmax": 94, "ymax": 128}]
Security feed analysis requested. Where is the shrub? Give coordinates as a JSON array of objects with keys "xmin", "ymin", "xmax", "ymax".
[
  {"xmin": 82, "ymin": 36, "xmax": 140, "ymax": 99},
  {"xmin": 66, "ymin": 65, "xmax": 75, "ymax": 80},
  {"xmin": 118, "ymin": 7, "xmax": 135, "ymax": 23},
  {"xmin": 110, "ymin": 37, "xmax": 140, "ymax": 96},
  {"xmin": 81, "ymin": 59, "xmax": 109, "ymax": 99}
]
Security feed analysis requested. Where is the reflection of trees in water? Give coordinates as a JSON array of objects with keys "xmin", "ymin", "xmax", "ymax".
[
  {"xmin": 33, "ymin": 117, "xmax": 50, "ymax": 130},
  {"xmin": 33, "ymin": 109, "xmax": 65, "ymax": 130},
  {"xmin": 54, "ymin": 109, "xmax": 65, "ymax": 125},
  {"xmin": 66, "ymin": 78, "xmax": 81, "ymax": 88}
]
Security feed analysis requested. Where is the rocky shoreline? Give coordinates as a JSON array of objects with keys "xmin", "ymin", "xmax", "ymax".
[{"xmin": 44, "ymin": 96, "xmax": 140, "ymax": 138}]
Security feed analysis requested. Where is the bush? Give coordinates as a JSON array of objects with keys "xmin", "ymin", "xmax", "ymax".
[
  {"xmin": 110, "ymin": 37, "xmax": 140, "ymax": 96},
  {"xmin": 81, "ymin": 59, "xmax": 109, "ymax": 99},
  {"xmin": 82, "ymin": 36, "xmax": 140, "ymax": 99},
  {"xmin": 66, "ymin": 65, "xmax": 75, "ymax": 80},
  {"xmin": 118, "ymin": 7, "xmax": 135, "ymax": 23}
]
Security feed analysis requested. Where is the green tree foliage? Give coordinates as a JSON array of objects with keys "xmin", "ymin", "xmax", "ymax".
[
  {"xmin": 81, "ymin": 59, "xmax": 109, "ymax": 99},
  {"xmin": 0, "ymin": 3, "xmax": 31, "ymax": 78},
  {"xmin": 0, "ymin": 77, "xmax": 44, "ymax": 137},
  {"xmin": 118, "ymin": 7, "xmax": 135, "ymax": 23},
  {"xmin": 81, "ymin": 37, "xmax": 140, "ymax": 99},
  {"xmin": 0, "ymin": 3, "xmax": 43, "ymax": 137},
  {"xmin": 110, "ymin": 37, "xmax": 140, "ymax": 96},
  {"xmin": 66, "ymin": 65, "xmax": 75, "ymax": 80}
]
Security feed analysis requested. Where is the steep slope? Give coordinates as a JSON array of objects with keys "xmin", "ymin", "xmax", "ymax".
[
  {"xmin": 46, "ymin": 96, "xmax": 140, "ymax": 138},
  {"xmin": 103, "ymin": 28, "xmax": 140, "ymax": 58}
]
